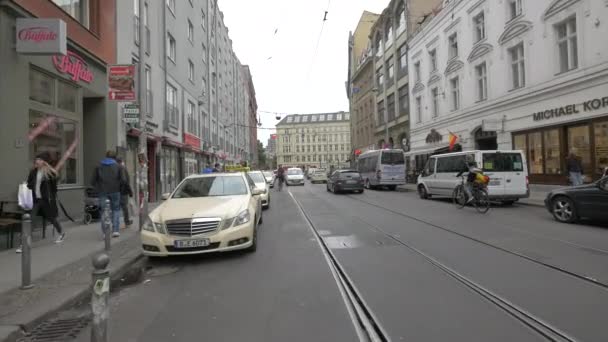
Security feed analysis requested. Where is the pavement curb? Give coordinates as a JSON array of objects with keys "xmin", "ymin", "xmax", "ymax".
[{"xmin": 0, "ymin": 236, "xmax": 143, "ymax": 342}]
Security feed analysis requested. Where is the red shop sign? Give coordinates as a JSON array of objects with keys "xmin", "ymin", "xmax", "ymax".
[
  {"xmin": 52, "ymin": 51, "xmax": 94, "ymax": 84},
  {"xmin": 183, "ymin": 133, "xmax": 201, "ymax": 148}
]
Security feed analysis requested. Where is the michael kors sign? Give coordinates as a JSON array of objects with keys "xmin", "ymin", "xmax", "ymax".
[{"xmin": 532, "ymin": 96, "xmax": 608, "ymax": 121}]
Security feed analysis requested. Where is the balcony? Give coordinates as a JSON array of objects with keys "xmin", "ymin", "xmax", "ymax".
[
  {"xmin": 145, "ymin": 90, "xmax": 153, "ymax": 117},
  {"xmin": 134, "ymin": 16, "xmax": 140, "ymax": 46}
]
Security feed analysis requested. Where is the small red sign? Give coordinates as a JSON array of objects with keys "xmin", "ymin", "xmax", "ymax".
[
  {"xmin": 52, "ymin": 51, "xmax": 93, "ymax": 83},
  {"xmin": 271, "ymin": 134, "xmax": 277, "ymax": 140},
  {"xmin": 184, "ymin": 133, "xmax": 200, "ymax": 148},
  {"xmin": 108, "ymin": 65, "xmax": 136, "ymax": 101}
]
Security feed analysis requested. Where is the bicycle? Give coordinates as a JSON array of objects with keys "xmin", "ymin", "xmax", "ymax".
[{"xmin": 452, "ymin": 176, "xmax": 490, "ymax": 214}]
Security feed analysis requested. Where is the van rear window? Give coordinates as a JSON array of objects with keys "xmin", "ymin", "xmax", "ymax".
[
  {"xmin": 381, "ymin": 152, "xmax": 405, "ymax": 164},
  {"xmin": 483, "ymin": 153, "xmax": 524, "ymax": 172}
]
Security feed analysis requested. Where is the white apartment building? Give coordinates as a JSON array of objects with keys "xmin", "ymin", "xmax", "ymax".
[
  {"xmin": 407, "ymin": 0, "xmax": 608, "ymax": 184},
  {"xmin": 276, "ymin": 112, "xmax": 351, "ymax": 169}
]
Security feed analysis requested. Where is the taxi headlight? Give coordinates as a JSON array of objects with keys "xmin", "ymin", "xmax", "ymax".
[
  {"xmin": 142, "ymin": 216, "xmax": 155, "ymax": 232},
  {"xmin": 234, "ymin": 209, "xmax": 251, "ymax": 226},
  {"xmin": 220, "ymin": 217, "xmax": 235, "ymax": 230}
]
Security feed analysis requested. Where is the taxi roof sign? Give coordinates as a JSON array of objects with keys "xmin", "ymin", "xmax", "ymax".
[{"xmin": 225, "ymin": 165, "xmax": 250, "ymax": 172}]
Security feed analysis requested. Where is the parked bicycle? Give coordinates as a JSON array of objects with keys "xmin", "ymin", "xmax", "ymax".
[{"xmin": 452, "ymin": 175, "xmax": 490, "ymax": 213}]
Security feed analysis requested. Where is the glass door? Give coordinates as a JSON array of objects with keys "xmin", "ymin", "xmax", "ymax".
[
  {"xmin": 595, "ymin": 121, "xmax": 608, "ymax": 178},
  {"xmin": 567, "ymin": 125, "xmax": 592, "ymax": 182}
]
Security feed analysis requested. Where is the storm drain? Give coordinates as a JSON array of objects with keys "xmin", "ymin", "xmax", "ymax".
[{"xmin": 18, "ymin": 317, "xmax": 90, "ymax": 342}]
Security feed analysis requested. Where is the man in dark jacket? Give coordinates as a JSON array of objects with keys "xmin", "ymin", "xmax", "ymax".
[
  {"xmin": 91, "ymin": 150, "xmax": 127, "ymax": 237},
  {"xmin": 116, "ymin": 157, "xmax": 134, "ymax": 227}
]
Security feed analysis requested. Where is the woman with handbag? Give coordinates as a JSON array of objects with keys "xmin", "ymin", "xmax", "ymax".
[{"xmin": 27, "ymin": 152, "xmax": 65, "ymax": 244}]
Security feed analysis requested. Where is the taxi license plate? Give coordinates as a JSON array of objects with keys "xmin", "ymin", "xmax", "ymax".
[
  {"xmin": 489, "ymin": 180, "xmax": 501, "ymax": 186},
  {"xmin": 347, "ymin": 180, "xmax": 356, "ymax": 184},
  {"xmin": 174, "ymin": 238, "xmax": 210, "ymax": 249}
]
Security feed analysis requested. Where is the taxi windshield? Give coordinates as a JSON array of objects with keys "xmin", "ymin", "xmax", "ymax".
[{"xmin": 172, "ymin": 176, "xmax": 248, "ymax": 198}]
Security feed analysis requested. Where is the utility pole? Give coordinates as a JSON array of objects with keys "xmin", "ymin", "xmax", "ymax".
[{"xmin": 138, "ymin": 0, "xmax": 148, "ymax": 230}]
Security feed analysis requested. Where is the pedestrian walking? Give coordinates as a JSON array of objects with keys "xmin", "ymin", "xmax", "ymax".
[
  {"xmin": 566, "ymin": 152, "xmax": 584, "ymax": 186},
  {"xmin": 116, "ymin": 157, "xmax": 134, "ymax": 227},
  {"xmin": 137, "ymin": 153, "xmax": 148, "ymax": 209},
  {"xmin": 27, "ymin": 152, "xmax": 65, "ymax": 244},
  {"xmin": 91, "ymin": 150, "xmax": 127, "ymax": 238},
  {"xmin": 213, "ymin": 163, "xmax": 222, "ymax": 173}
]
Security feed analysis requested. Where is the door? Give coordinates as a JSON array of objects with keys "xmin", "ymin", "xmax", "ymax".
[
  {"xmin": 575, "ymin": 180, "xmax": 608, "ymax": 220},
  {"xmin": 380, "ymin": 151, "xmax": 406, "ymax": 184},
  {"xmin": 421, "ymin": 158, "xmax": 438, "ymax": 194},
  {"xmin": 567, "ymin": 125, "xmax": 592, "ymax": 182}
]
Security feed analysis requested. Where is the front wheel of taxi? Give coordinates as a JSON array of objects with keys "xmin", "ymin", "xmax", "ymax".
[{"xmin": 246, "ymin": 219, "xmax": 258, "ymax": 253}]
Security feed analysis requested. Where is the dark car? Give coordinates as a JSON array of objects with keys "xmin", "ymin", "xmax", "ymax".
[
  {"xmin": 327, "ymin": 170, "xmax": 364, "ymax": 194},
  {"xmin": 545, "ymin": 176, "xmax": 608, "ymax": 223}
]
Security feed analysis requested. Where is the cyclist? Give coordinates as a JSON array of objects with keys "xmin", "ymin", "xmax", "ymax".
[
  {"xmin": 276, "ymin": 166, "xmax": 285, "ymax": 191},
  {"xmin": 457, "ymin": 157, "xmax": 484, "ymax": 204}
]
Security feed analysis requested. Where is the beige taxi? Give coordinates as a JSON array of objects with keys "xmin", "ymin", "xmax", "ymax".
[{"xmin": 141, "ymin": 173, "xmax": 263, "ymax": 256}]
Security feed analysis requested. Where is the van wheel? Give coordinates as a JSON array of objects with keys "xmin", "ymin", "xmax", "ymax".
[
  {"xmin": 418, "ymin": 185, "xmax": 430, "ymax": 199},
  {"xmin": 387, "ymin": 185, "xmax": 397, "ymax": 191},
  {"xmin": 502, "ymin": 200, "xmax": 515, "ymax": 206}
]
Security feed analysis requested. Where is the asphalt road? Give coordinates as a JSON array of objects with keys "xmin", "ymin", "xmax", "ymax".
[{"xmin": 75, "ymin": 182, "xmax": 608, "ymax": 342}]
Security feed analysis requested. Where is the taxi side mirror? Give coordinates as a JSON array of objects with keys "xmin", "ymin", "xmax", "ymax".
[
  {"xmin": 251, "ymin": 188, "xmax": 264, "ymax": 196},
  {"xmin": 161, "ymin": 193, "xmax": 170, "ymax": 200}
]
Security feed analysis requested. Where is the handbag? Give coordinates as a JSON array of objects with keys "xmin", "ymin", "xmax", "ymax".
[{"xmin": 18, "ymin": 182, "xmax": 33, "ymax": 210}]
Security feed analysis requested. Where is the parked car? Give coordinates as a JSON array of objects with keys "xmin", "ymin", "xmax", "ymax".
[
  {"xmin": 545, "ymin": 176, "xmax": 608, "ymax": 223},
  {"xmin": 248, "ymin": 171, "xmax": 271, "ymax": 209},
  {"xmin": 310, "ymin": 169, "xmax": 328, "ymax": 184},
  {"xmin": 306, "ymin": 168, "xmax": 317, "ymax": 179},
  {"xmin": 327, "ymin": 170, "xmax": 364, "ymax": 194},
  {"xmin": 417, "ymin": 150, "xmax": 529, "ymax": 205},
  {"xmin": 141, "ymin": 173, "xmax": 263, "ymax": 256},
  {"xmin": 285, "ymin": 168, "xmax": 305, "ymax": 186},
  {"xmin": 263, "ymin": 171, "xmax": 274, "ymax": 188}
]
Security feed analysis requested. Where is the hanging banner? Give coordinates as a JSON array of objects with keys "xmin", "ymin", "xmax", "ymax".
[{"xmin": 108, "ymin": 65, "xmax": 136, "ymax": 101}]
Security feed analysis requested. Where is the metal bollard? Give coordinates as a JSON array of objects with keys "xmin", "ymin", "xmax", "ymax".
[
  {"xmin": 91, "ymin": 253, "xmax": 110, "ymax": 342},
  {"xmin": 20, "ymin": 213, "xmax": 34, "ymax": 290},
  {"xmin": 102, "ymin": 199, "xmax": 111, "ymax": 251}
]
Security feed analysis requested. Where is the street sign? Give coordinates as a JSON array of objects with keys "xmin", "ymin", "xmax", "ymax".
[
  {"xmin": 108, "ymin": 65, "xmax": 136, "ymax": 101},
  {"xmin": 123, "ymin": 104, "xmax": 140, "ymax": 124}
]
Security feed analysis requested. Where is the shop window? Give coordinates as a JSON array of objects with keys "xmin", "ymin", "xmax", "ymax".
[
  {"xmin": 543, "ymin": 129, "xmax": 561, "ymax": 174},
  {"xmin": 513, "ymin": 134, "xmax": 526, "ymax": 156},
  {"xmin": 595, "ymin": 121, "xmax": 608, "ymax": 175},
  {"xmin": 29, "ymin": 110, "xmax": 78, "ymax": 185},
  {"xmin": 30, "ymin": 69, "xmax": 54, "ymax": 106},
  {"xmin": 52, "ymin": 0, "xmax": 89, "ymax": 28},
  {"xmin": 567, "ymin": 125, "xmax": 591, "ymax": 179},
  {"xmin": 528, "ymin": 132, "xmax": 543, "ymax": 174},
  {"xmin": 57, "ymin": 81, "xmax": 78, "ymax": 113}
]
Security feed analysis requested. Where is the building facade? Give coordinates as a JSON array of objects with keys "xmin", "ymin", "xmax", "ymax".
[
  {"xmin": 242, "ymin": 65, "xmax": 258, "ymax": 167},
  {"xmin": 407, "ymin": 0, "xmax": 608, "ymax": 184},
  {"xmin": 369, "ymin": 0, "xmax": 442, "ymax": 151},
  {"xmin": 0, "ymin": 0, "xmax": 117, "ymax": 215},
  {"xmin": 347, "ymin": 11, "xmax": 380, "ymax": 157},
  {"xmin": 276, "ymin": 112, "xmax": 351, "ymax": 170},
  {"xmin": 116, "ymin": 0, "xmax": 256, "ymax": 199}
]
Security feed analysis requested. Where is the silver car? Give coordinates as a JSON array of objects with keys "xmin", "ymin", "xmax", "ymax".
[{"xmin": 248, "ymin": 171, "xmax": 271, "ymax": 209}]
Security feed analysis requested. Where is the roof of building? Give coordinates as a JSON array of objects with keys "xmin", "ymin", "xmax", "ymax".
[{"xmin": 276, "ymin": 112, "xmax": 351, "ymax": 126}]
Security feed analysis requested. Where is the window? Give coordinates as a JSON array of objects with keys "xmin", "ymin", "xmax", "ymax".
[
  {"xmin": 166, "ymin": 0, "xmax": 175, "ymax": 13},
  {"xmin": 448, "ymin": 33, "xmax": 458, "ymax": 59},
  {"xmin": 167, "ymin": 33, "xmax": 176, "ymax": 61},
  {"xmin": 134, "ymin": 0, "xmax": 140, "ymax": 45},
  {"xmin": 145, "ymin": 66, "xmax": 152, "ymax": 116},
  {"xmin": 508, "ymin": 0, "xmax": 522, "ymax": 21},
  {"xmin": 510, "ymin": 43, "xmax": 525, "ymax": 89},
  {"xmin": 188, "ymin": 0, "xmax": 193, "ymax": 6},
  {"xmin": 398, "ymin": 86, "xmax": 408, "ymax": 116},
  {"xmin": 377, "ymin": 72, "xmax": 384, "ymax": 86},
  {"xmin": 415, "ymin": 96, "xmax": 422, "ymax": 123},
  {"xmin": 188, "ymin": 60, "xmax": 195, "ymax": 82},
  {"xmin": 29, "ymin": 110, "xmax": 78, "ymax": 185},
  {"xmin": 475, "ymin": 62, "xmax": 488, "ymax": 101},
  {"xmin": 387, "ymin": 58, "xmax": 394, "ymax": 79},
  {"xmin": 595, "ymin": 121, "xmax": 608, "ymax": 174},
  {"xmin": 556, "ymin": 17, "xmax": 578, "ymax": 73},
  {"xmin": 378, "ymin": 100, "xmax": 385, "ymax": 125},
  {"xmin": 414, "ymin": 62, "xmax": 421, "ymax": 83},
  {"xmin": 385, "ymin": 22, "xmax": 393, "ymax": 46},
  {"xmin": 431, "ymin": 88, "xmax": 439, "ymax": 117},
  {"xmin": 398, "ymin": 44, "xmax": 407, "ymax": 71},
  {"xmin": 52, "ymin": 0, "xmax": 89, "ymax": 28},
  {"xmin": 202, "ymin": 10, "xmax": 206, "ymax": 29},
  {"xmin": 387, "ymin": 94, "xmax": 395, "ymax": 122},
  {"xmin": 450, "ymin": 77, "xmax": 460, "ymax": 111},
  {"xmin": 202, "ymin": 43, "xmax": 207, "ymax": 63},
  {"xmin": 187, "ymin": 101, "xmax": 197, "ymax": 135},
  {"xmin": 57, "ymin": 81, "xmax": 78, "ymax": 112},
  {"xmin": 474, "ymin": 12, "xmax": 485, "ymax": 42},
  {"xmin": 188, "ymin": 20, "xmax": 194, "ymax": 43},
  {"xmin": 429, "ymin": 49, "xmax": 437, "ymax": 72},
  {"xmin": 528, "ymin": 132, "xmax": 543, "ymax": 174},
  {"xmin": 30, "ymin": 69, "xmax": 54, "ymax": 106},
  {"xmin": 544, "ymin": 129, "xmax": 561, "ymax": 174},
  {"xmin": 396, "ymin": 3, "xmax": 406, "ymax": 35},
  {"xmin": 166, "ymin": 83, "xmax": 178, "ymax": 126}
]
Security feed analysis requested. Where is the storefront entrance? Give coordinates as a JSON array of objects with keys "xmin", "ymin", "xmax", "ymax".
[
  {"xmin": 475, "ymin": 129, "xmax": 498, "ymax": 150},
  {"xmin": 513, "ymin": 118, "xmax": 608, "ymax": 184}
]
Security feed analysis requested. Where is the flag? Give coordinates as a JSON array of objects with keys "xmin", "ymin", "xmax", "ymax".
[{"xmin": 448, "ymin": 131, "xmax": 458, "ymax": 151}]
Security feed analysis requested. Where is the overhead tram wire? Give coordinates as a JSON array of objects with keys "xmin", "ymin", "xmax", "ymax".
[{"xmin": 305, "ymin": 0, "xmax": 332, "ymax": 84}]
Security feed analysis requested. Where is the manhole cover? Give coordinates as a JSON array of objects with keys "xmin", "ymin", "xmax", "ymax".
[
  {"xmin": 19, "ymin": 317, "xmax": 90, "ymax": 342},
  {"xmin": 145, "ymin": 266, "xmax": 180, "ymax": 277}
]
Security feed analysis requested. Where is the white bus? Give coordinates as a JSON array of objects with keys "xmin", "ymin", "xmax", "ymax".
[{"xmin": 357, "ymin": 149, "xmax": 406, "ymax": 190}]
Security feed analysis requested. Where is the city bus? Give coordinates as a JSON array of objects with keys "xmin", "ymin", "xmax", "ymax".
[{"xmin": 357, "ymin": 149, "xmax": 406, "ymax": 190}]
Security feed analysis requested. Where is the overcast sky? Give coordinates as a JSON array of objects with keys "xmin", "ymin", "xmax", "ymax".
[{"xmin": 219, "ymin": 0, "xmax": 389, "ymax": 146}]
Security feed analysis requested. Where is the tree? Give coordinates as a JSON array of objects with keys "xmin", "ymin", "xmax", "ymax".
[{"xmin": 257, "ymin": 140, "xmax": 267, "ymax": 169}]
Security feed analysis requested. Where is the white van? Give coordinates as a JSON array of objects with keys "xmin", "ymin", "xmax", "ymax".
[
  {"xmin": 357, "ymin": 149, "xmax": 406, "ymax": 190},
  {"xmin": 417, "ymin": 150, "xmax": 529, "ymax": 204}
]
